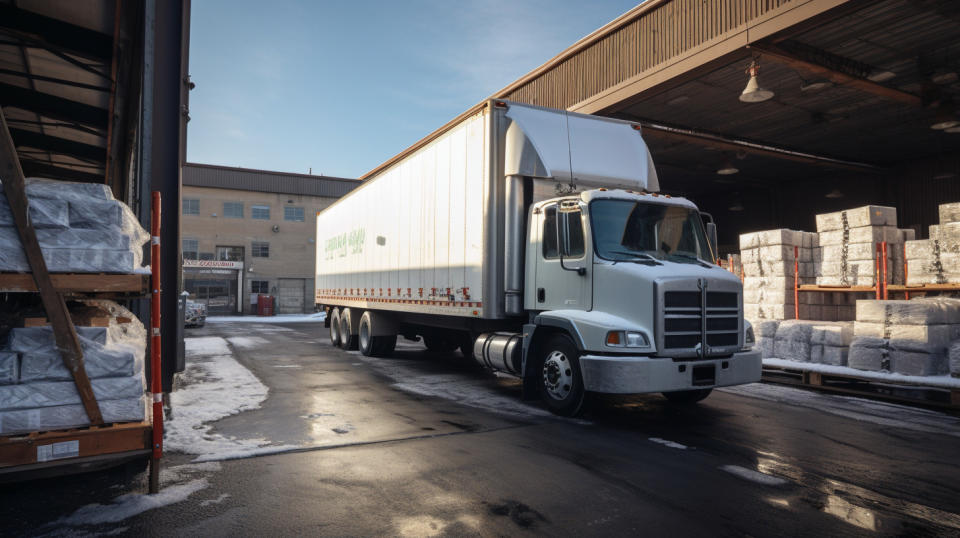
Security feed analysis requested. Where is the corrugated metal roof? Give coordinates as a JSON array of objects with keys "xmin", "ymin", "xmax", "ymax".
[{"xmin": 183, "ymin": 163, "xmax": 358, "ymax": 198}]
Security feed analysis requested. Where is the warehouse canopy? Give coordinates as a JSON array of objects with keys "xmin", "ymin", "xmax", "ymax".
[{"xmin": 0, "ymin": 0, "xmax": 143, "ymax": 196}]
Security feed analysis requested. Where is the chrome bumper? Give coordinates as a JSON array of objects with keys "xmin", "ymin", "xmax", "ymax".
[{"xmin": 579, "ymin": 350, "xmax": 761, "ymax": 394}]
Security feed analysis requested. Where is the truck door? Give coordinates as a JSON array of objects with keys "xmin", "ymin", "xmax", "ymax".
[{"xmin": 535, "ymin": 202, "xmax": 591, "ymax": 311}]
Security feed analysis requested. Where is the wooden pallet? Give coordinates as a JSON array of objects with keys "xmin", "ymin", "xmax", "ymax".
[
  {"xmin": 797, "ymin": 284, "xmax": 878, "ymax": 292},
  {"xmin": 886, "ymin": 283, "xmax": 960, "ymax": 293},
  {"xmin": 0, "ymin": 273, "xmax": 148, "ymax": 295},
  {"xmin": 763, "ymin": 365, "xmax": 960, "ymax": 411},
  {"xmin": 0, "ymin": 421, "xmax": 152, "ymax": 470}
]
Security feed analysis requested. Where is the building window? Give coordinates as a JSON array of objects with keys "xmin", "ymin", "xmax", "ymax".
[
  {"xmin": 224, "ymin": 202, "xmax": 243, "ymax": 218},
  {"xmin": 183, "ymin": 199, "xmax": 199, "ymax": 216},
  {"xmin": 251, "ymin": 205, "xmax": 270, "ymax": 220},
  {"xmin": 216, "ymin": 246, "xmax": 244, "ymax": 261},
  {"xmin": 252, "ymin": 241, "xmax": 269, "ymax": 258},
  {"xmin": 182, "ymin": 238, "xmax": 199, "ymax": 260},
  {"xmin": 284, "ymin": 206, "xmax": 305, "ymax": 222},
  {"xmin": 251, "ymin": 280, "xmax": 269, "ymax": 294},
  {"xmin": 198, "ymin": 252, "xmax": 215, "ymax": 261}
]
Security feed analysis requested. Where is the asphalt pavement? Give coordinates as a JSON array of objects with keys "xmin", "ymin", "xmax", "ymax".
[{"xmin": 3, "ymin": 319, "xmax": 960, "ymax": 536}]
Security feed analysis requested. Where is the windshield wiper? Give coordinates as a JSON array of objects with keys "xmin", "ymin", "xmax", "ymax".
[
  {"xmin": 667, "ymin": 252, "xmax": 713, "ymax": 268},
  {"xmin": 608, "ymin": 250, "xmax": 662, "ymax": 265}
]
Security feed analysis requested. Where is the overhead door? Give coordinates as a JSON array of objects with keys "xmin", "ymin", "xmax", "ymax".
[{"xmin": 278, "ymin": 278, "xmax": 306, "ymax": 314}]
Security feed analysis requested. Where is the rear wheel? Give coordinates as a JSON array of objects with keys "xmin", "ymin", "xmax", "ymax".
[
  {"xmin": 662, "ymin": 389, "xmax": 712, "ymax": 404},
  {"xmin": 328, "ymin": 308, "xmax": 341, "ymax": 347},
  {"xmin": 358, "ymin": 311, "xmax": 397, "ymax": 357},
  {"xmin": 339, "ymin": 309, "xmax": 358, "ymax": 350},
  {"xmin": 536, "ymin": 334, "xmax": 587, "ymax": 417}
]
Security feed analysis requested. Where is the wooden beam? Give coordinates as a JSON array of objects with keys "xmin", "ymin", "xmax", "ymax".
[
  {"xmin": 750, "ymin": 44, "xmax": 923, "ymax": 107},
  {"xmin": 0, "ymin": 109, "xmax": 103, "ymax": 425},
  {"xmin": 0, "ymin": 273, "xmax": 148, "ymax": 294},
  {"xmin": 0, "ymin": 4, "xmax": 113, "ymax": 61},
  {"xmin": 9, "ymin": 127, "xmax": 106, "ymax": 163},
  {"xmin": 0, "ymin": 82, "xmax": 109, "ymax": 130}
]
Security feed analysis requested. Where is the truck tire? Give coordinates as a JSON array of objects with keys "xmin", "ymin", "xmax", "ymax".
[
  {"xmin": 339, "ymin": 309, "xmax": 359, "ymax": 350},
  {"xmin": 536, "ymin": 334, "xmax": 587, "ymax": 417},
  {"xmin": 358, "ymin": 311, "xmax": 397, "ymax": 357},
  {"xmin": 329, "ymin": 308, "xmax": 341, "ymax": 347},
  {"xmin": 662, "ymin": 389, "xmax": 712, "ymax": 404}
]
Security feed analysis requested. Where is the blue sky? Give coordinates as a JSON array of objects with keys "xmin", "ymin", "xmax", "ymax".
[{"xmin": 187, "ymin": 1, "xmax": 641, "ymax": 179}]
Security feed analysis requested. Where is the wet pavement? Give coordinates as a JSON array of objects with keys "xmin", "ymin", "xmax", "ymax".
[{"xmin": 3, "ymin": 320, "xmax": 960, "ymax": 536}]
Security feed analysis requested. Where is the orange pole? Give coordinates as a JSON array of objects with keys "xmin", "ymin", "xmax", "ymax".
[
  {"xmin": 881, "ymin": 241, "xmax": 888, "ymax": 300},
  {"xmin": 904, "ymin": 254, "xmax": 910, "ymax": 300},
  {"xmin": 794, "ymin": 245, "xmax": 799, "ymax": 319},
  {"xmin": 150, "ymin": 192, "xmax": 163, "ymax": 462},
  {"xmin": 874, "ymin": 243, "xmax": 881, "ymax": 300}
]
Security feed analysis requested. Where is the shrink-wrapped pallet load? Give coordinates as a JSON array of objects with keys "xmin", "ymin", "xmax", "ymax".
[
  {"xmin": 815, "ymin": 205, "xmax": 902, "ymax": 286},
  {"xmin": 740, "ymin": 229, "xmax": 816, "ymax": 320},
  {"xmin": 951, "ymin": 341, "xmax": 960, "ymax": 378},
  {"xmin": 848, "ymin": 298, "xmax": 960, "ymax": 376},
  {"xmin": 0, "ymin": 301, "xmax": 146, "ymax": 434},
  {"xmin": 809, "ymin": 322, "xmax": 854, "ymax": 366},
  {"xmin": 0, "ymin": 179, "xmax": 149, "ymax": 273},
  {"xmin": 905, "ymin": 202, "xmax": 960, "ymax": 285}
]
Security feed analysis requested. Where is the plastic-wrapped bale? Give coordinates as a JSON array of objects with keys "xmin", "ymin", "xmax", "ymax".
[
  {"xmin": 740, "ymin": 229, "xmax": 817, "ymax": 320},
  {"xmin": 855, "ymin": 298, "xmax": 960, "ymax": 325},
  {"xmin": 848, "ymin": 339, "xmax": 948, "ymax": 376},
  {"xmin": 746, "ymin": 304, "xmax": 811, "ymax": 321},
  {"xmin": 940, "ymin": 202, "xmax": 960, "ymax": 224},
  {"xmin": 0, "ymin": 397, "xmax": 145, "ymax": 435},
  {"xmin": 0, "ymin": 196, "xmax": 69, "ymax": 229},
  {"xmin": 7, "ymin": 326, "xmax": 108, "ymax": 352},
  {"xmin": 951, "ymin": 341, "xmax": 960, "ymax": 378},
  {"xmin": 20, "ymin": 348, "xmax": 141, "ymax": 383},
  {"xmin": 0, "ymin": 375, "xmax": 144, "ymax": 410},
  {"xmin": 750, "ymin": 320, "xmax": 779, "ymax": 359},
  {"xmin": 0, "ymin": 352, "xmax": 18, "ymax": 385},
  {"xmin": 809, "ymin": 322, "xmax": 854, "ymax": 366},
  {"xmin": 815, "ymin": 206, "xmax": 901, "ymax": 287},
  {"xmin": 815, "ymin": 206, "xmax": 897, "ymax": 232},
  {"xmin": 0, "ymin": 178, "xmax": 149, "ymax": 274},
  {"xmin": 905, "ymin": 240, "xmax": 960, "ymax": 285},
  {"xmin": 772, "ymin": 320, "xmax": 819, "ymax": 362}
]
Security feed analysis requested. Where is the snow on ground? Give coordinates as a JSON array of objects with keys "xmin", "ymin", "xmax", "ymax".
[
  {"xmin": 720, "ymin": 465, "xmax": 789, "ymax": 486},
  {"xmin": 168, "ymin": 337, "xmax": 295, "ymax": 462},
  {"xmin": 721, "ymin": 383, "xmax": 960, "ymax": 437},
  {"xmin": 206, "ymin": 312, "xmax": 325, "ymax": 324},
  {"xmin": 54, "ymin": 479, "xmax": 209, "ymax": 526},
  {"xmin": 226, "ymin": 336, "xmax": 270, "ymax": 349},
  {"xmin": 763, "ymin": 358, "xmax": 960, "ymax": 389}
]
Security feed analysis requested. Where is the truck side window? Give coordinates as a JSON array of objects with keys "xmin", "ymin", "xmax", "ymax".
[{"xmin": 543, "ymin": 205, "xmax": 585, "ymax": 259}]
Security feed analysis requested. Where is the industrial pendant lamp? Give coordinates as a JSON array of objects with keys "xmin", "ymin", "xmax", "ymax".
[
  {"xmin": 931, "ymin": 102, "xmax": 958, "ymax": 130},
  {"xmin": 740, "ymin": 60, "xmax": 774, "ymax": 103}
]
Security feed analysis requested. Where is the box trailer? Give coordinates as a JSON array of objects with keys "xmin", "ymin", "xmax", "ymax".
[{"xmin": 316, "ymin": 100, "xmax": 760, "ymax": 415}]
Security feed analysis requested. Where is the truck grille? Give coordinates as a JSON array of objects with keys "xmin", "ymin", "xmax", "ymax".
[{"xmin": 657, "ymin": 279, "xmax": 741, "ymax": 359}]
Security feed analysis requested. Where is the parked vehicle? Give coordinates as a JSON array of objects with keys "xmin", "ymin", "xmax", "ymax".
[
  {"xmin": 185, "ymin": 299, "xmax": 207, "ymax": 328},
  {"xmin": 316, "ymin": 100, "xmax": 760, "ymax": 415}
]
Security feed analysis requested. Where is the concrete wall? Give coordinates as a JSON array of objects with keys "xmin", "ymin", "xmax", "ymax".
[{"xmin": 181, "ymin": 185, "xmax": 339, "ymax": 313}]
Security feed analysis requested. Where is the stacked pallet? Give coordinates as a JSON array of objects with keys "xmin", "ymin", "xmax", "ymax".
[
  {"xmin": 0, "ymin": 301, "xmax": 146, "ymax": 434},
  {"xmin": 765, "ymin": 319, "xmax": 854, "ymax": 364},
  {"xmin": 905, "ymin": 202, "xmax": 960, "ymax": 285},
  {"xmin": 848, "ymin": 298, "xmax": 960, "ymax": 376},
  {"xmin": 815, "ymin": 205, "xmax": 901, "ymax": 287},
  {"xmin": 740, "ymin": 229, "xmax": 816, "ymax": 320},
  {"xmin": 0, "ymin": 179, "xmax": 149, "ymax": 273}
]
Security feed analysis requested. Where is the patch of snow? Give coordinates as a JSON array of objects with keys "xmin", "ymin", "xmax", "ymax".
[
  {"xmin": 56, "ymin": 479, "xmax": 209, "ymax": 525},
  {"xmin": 167, "ymin": 347, "xmax": 295, "ymax": 461},
  {"xmin": 763, "ymin": 358, "xmax": 960, "ymax": 389},
  {"xmin": 649, "ymin": 437, "xmax": 689, "ymax": 450},
  {"xmin": 226, "ymin": 336, "xmax": 270, "ymax": 349},
  {"xmin": 159, "ymin": 461, "xmax": 221, "ymax": 484},
  {"xmin": 721, "ymin": 383, "xmax": 960, "ymax": 438},
  {"xmin": 206, "ymin": 313, "xmax": 325, "ymax": 324},
  {"xmin": 184, "ymin": 336, "xmax": 231, "ymax": 356},
  {"xmin": 720, "ymin": 465, "xmax": 789, "ymax": 486},
  {"xmin": 200, "ymin": 493, "xmax": 230, "ymax": 507}
]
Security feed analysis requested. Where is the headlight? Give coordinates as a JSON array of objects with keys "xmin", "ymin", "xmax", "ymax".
[
  {"xmin": 606, "ymin": 330, "xmax": 650, "ymax": 348},
  {"xmin": 743, "ymin": 320, "xmax": 755, "ymax": 350}
]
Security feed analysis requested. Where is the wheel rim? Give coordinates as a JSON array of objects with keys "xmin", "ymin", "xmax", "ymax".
[
  {"xmin": 340, "ymin": 316, "xmax": 350, "ymax": 343},
  {"xmin": 330, "ymin": 316, "xmax": 339, "ymax": 343},
  {"xmin": 542, "ymin": 350, "xmax": 573, "ymax": 400},
  {"xmin": 359, "ymin": 320, "xmax": 370, "ymax": 351}
]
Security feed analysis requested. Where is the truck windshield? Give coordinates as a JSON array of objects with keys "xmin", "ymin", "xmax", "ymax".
[{"xmin": 590, "ymin": 199, "xmax": 713, "ymax": 263}]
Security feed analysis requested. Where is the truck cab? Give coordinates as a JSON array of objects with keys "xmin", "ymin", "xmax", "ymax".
[{"xmin": 520, "ymin": 189, "xmax": 760, "ymax": 415}]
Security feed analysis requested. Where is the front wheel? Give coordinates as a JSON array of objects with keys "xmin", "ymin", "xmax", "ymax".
[
  {"xmin": 662, "ymin": 389, "xmax": 712, "ymax": 404},
  {"xmin": 536, "ymin": 334, "xmax": 587, "ymax": 417},
  {"xmin": 358, "ymin": 311, "xmax": 396, "ymax": 357}
]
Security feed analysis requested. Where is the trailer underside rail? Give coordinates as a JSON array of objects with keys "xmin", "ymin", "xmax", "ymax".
[{"xmin": 762, "ymin": 365, "xmax": 960, "ymax": 412}]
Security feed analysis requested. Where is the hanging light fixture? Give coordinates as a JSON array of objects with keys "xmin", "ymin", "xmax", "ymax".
[
  {"xmin": 740, "ymin": 59, "xmax": 774, "ymax": 103},
  {"xmin": 825, "ymin": 189, "xmax": 844, "ymax": 199},
  {"xmin": 931, "ymin": 102, "xmax": 958, "ymax": 130},
  {"xmin": 728, "ymin": 197, "xmax": 745, "ymax": 212},
  {"xmin": 716, "ymin": 159, "xmax": 739, "ymax": 175}
]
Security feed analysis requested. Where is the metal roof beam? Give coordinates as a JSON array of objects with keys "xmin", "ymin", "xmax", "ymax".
[
  {"xmin": 634, "ymin": 119, "xmax": 881, "ymax": 172},
  {"xmin": 19, "ymin": 160, "xmax": 104, "ymax": 183},
  {"xmin": 749, "ymin": 42, "xmax": 923, "ymax": 107},
  {"xmin": 0, "ymin": 82, "xmax": 108, "ymax": 130},
  {"xmin": 0, "ymin": 4, "xmax": 113, "ymax": 60},
  {"xmin": 9, "ymin": 128, "xmax": 105, "ymax": 163}
]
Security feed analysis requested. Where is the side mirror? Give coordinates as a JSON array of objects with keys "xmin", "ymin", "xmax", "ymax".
[{"xmin": 706, "ymin": 222, "xmax": 719, "ymax": 263}]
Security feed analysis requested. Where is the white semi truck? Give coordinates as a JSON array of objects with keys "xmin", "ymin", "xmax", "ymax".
[{"xmin": 316, "ymin": 100, "xmax": 760, "ymax": 416}]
